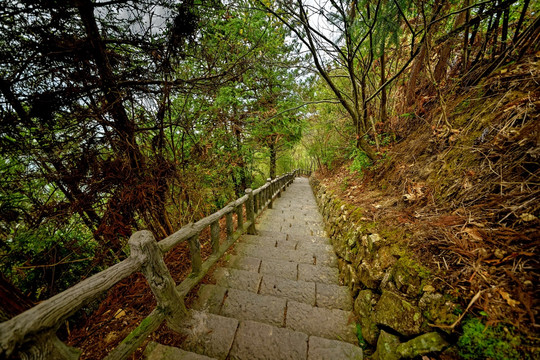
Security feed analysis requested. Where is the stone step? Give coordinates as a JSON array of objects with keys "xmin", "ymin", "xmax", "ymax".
[
  {"xmin": 298, "ymin": 263, "xmax": 340, "ymax": 284},
  {"xmin": 260, "ymin": 258, "xmax": 298, "ymax": 280},
  {"xmin": 192, "ymin": 284, "xmax": 356, "ymax": 341},
  {"xmin": 259, "ymin": 274, "xmax": 315, "ymax": 305},
  {"xmin": 233, "ymin": 243, "xmax": 338, "ymax": 268},
  {"xmin": 224, "ymin": 255, "xmax": 261, "ymax": 272},
  {"xmin": 236, "ymin": 233, "xmax": 333, "ymax": 254},
  {"xmin": 196, "ymin": 274, "xmax": 352, "ymax": 312},
  {"xmin": 229, "ymin": 320, "xmax": 307, "ymax": 360},
  {"xmin": 193, "ymin": 285, "xmax": 356, "ymax": 339},
  {"xmin": 213, "ymin": 267, "xmax": 262, "ymax": 293},
  {"xmin": 239, "ymin": 234, "xmax": 279, "ymax": 247},
  {"xmin": 316, "ymin": 282, "xmax": 353, "ymax": 311},
  {"xmin": 181, "ymin": 312, "xmax": 238, "ymax": 360},
  {"xmin": 233, "ymin": 243, "xmax": 315, "ymax": 264},
  {"xmin": 285, "ymin": 301, "xmax": 358, "ymax": 344},
  {"xmin": 221, "ymin": 288, "xmax": 286, "ymax": 326},
  {"xmin": 145, "ymin": 342, "xmax": 217, "ymax": 360},
  {"xmin": 308, "ymin": 336, "xmax": 363, "ymax": 360},
  {"xmin": 178, "ymin": 315, "xmax": 363, "ymax": 360},
  {"xmin": 178, "ymin": 178, "xmax": 363, "ymax": 359}
]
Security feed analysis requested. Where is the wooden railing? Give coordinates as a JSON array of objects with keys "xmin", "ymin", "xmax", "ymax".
[
  {"xmin": 296, "ymin": 169, "xmax": 311, "ymax": 177},
  {"xmin": 0, "ymin": 170, "xmax": 302, "ymax": 360}
]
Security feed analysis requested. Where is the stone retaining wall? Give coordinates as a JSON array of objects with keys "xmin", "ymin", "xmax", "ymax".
[{"xmin": 310, "ymin": 177, "xmax": 455, "ymax": 359}]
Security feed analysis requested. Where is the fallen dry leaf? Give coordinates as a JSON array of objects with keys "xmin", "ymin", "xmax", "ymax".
[
  {"xmin": 498, "ymin": 289, "xmax": 520, "ymax": 307},
  {"xmin": 520, "ymin": 213, "xmax": 537, "ymax": 222},
  {"xmin": 114, "ymin": 309, "xmax": 126, "ymax": 319},
  {"xmin": 464, "ymin": 227, "xmax": 483, "ymax": 241}
]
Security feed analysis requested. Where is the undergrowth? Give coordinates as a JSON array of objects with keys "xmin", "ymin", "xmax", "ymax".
[
  {"xmin": 349, "ymin": 149, "xmax": 371, "ymax": 174},
  {"xmin": 458, "ymin": 318, "xmax": 522, "ymax": 360}
]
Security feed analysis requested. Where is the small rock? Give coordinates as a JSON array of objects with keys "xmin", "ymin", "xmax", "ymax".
[
  {"xmin": 374, "ymin": 291, "xmax": 424, "ymax": 336},
  {"xmin": 494, "ymin": 248, "xmax": 505, "ymax": 259},
  {"xmin": 369, "ymin": 233, "xmax": 381, "ymax": 243},
  {"xmin": 396, "ymin": 332, "xmax": 449, "ymax": 358},
  {"xmin": 418, "ymin": 292, "xmax": 458, "ymax": 328},
  {"xmin": 419, "ymin": 292, "xmax": 443, "ymax": 310},
  {"xmin": 114, "ymin": 309, "xmax": 126, "ymax": 319},
  {"xmin": 422, "ymin": 285, "xmax": 436, "ymax": 293},
  {"xmin": 366, "ymin": 233, "xmax": 381, "ymax": 253},
  {"xmin": 356, "ymin": 261, "xmax": 384, "ymax": 289},
  {"xmin": 519, "ymin": 213, "xmax": 536, "ymax": 222},
  {"xmin": 361, "ymin": 235, "xmax": 369, "ymax": 247},
  {"xmin": 372, "ymin": 330, "xmax": 400, "ymax": 360},
  {"xmin": 354, "ymin": 290, "xmax": 380, "ymax": 345},
  {"xmin": 105, "ymin": 331, "xmax": 119, "ymax": 344}
]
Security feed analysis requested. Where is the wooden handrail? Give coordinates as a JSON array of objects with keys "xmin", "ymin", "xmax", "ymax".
[{"xmin": 0, "ymin": 169, "xmax": 307, "ymax": 359}]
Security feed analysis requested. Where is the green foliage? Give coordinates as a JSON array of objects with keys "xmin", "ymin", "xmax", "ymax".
[
  {"xmin": 458, "ymin": 318, "xmax": 522, "ymax": 360},
  {"xmin": 2, "ymin": 219, "xmax": 98, "ymax": 300},
  {"xmin": 349, "ymin": 149, "xmax": 372, "ymax": 174},
  {"xmin": 368, "ymin": 133, "xmax": 396, "ymax": 147},
  {"xmin": 356, "ymin": 323, "xmax": 368, "ymax": 349}
]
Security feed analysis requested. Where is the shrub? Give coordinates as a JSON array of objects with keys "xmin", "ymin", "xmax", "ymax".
[
  {"xmin": 349, "ymin": 148, "xmax": 371, "ymax": 174},
  {"xmin": 458, "ymin": 318, "xmax": 521, "ymax": 360}
]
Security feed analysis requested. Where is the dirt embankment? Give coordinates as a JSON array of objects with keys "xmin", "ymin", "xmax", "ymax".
[{"xmin": 313, "ymin": 54, "xmax": 539, "ymax": 359}]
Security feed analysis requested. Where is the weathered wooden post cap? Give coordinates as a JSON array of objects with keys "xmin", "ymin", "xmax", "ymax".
[
  {"xmin": 267, "ymin": 177, "xmax": 271, "ymax": 182},
  {"xmin": 245, "ymin": 188, "xmax": 252, "ymax": 194},
  {"xmin": 128, "ymin": 230, "xmax": 156, "ymax": 259}
]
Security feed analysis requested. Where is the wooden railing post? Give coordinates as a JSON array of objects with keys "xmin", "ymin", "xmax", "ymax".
[
  {"xmin": 129, "ymin": 231, "xmax": 187, "ymax": 332},
  {"xmin": 210, "ymin": 221, "xmax": 220, "ymax": 254},
  {"xmin": 245, "ymin": 188, "xmax": 256, "ymax": 235},
  {"xmin": 187, "ymin": 233, "xmax": 202, "ymax": 275},
  {"xmin": 266, "ymin": 178, "xmax": 273, "ymax": 209},
  {"xmin": 226, "ymin": 211, "xmax": 234, "ymax": 240},
  {"xmin": 236, "ymin": 205, "xmax": 243, "ymax": 229}
]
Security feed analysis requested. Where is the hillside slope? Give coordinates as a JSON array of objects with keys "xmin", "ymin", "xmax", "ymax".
[{"xmin": 313, "ymin": 53, "xmax": 539, "ymax": 358}]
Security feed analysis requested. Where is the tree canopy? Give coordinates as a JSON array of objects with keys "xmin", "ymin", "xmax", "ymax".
[{"xmin": 0, "ymin": 0, "xmax": 537, "ymax": 315}]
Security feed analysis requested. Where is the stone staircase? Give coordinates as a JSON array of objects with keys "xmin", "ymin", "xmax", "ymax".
[{"xmin": 144, "ymin": 178, "xmax": 363, "ymax": 360}]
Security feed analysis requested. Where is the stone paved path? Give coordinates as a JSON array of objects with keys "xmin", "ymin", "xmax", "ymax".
[{"xmin": 145, "ymin": 177, "xmax": 363, "ymax": 360}]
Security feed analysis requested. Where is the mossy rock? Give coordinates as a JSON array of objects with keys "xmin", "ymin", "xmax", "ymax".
[
  {"xmin": 354, "ymin": 290, "xmax": 380, "ymax": 345},
  {"xmin": 374, "ymin": 290, "xmax": 424, "ymax": 336},
  {"xmin": 356, "ymin": 260, "xmax": 385, "ymax": 289},
  {"xmin": 390, "ymin": 256, "xmax": 431, "ymax": 297},
  {"xmin": 372, "ymin": 330, "xmax": 401, "ymax": 360},
  {"xmin": 396, "ymin": 332, "xmax": 449, "ymax": 358},
  {"xmin": 377, "ymin": 246, "xmax": 397, "ymax": 270},
  {"xmin": 418, "ymin": 292, "xmax": 459, "ymax": 327}
]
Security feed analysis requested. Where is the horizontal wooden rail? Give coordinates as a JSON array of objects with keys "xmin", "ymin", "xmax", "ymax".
[{"xmin": 0, "ymin": 169, "xmax": 307, "ymax": 359}]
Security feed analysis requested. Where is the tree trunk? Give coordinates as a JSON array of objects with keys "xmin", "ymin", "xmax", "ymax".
[
  {"xmin": 501, "ymin": 5, "xmax": 510, "ymax": 52},
  {"xmin": 462, "ymin": 0, "xmax": 471, "ymax": 71},
  {"xmin": 406, "ymin": 43, "xmax": 426, "ymax": 106},
  {"xmin": 435, "ymin": 4, "xmax": 467, "ymax": 82},
  {"xmin": 269, "ymin": 140, "xmax": 276, "ymax": 179},
  {"xmin": 513, "ymin": 0, "xmax": 530, "ymax": 43},
  {"xmin": 234, "ymin": 118, "xmax": 248, "ymax": 194},
  {"xmin": 379, "ymin": 49, "xmax": 387, "ymax": 122},
  {"xmin": 76, "ymin": 0, "xmax": 143, "ymax": 171},
  {"xmin": 357, "ymin": 136, "xmax": 377, "ymax": 160}
]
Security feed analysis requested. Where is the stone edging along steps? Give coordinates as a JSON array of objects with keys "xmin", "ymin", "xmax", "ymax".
[
  {"xmin": 144, "ymin": 177, "xmax": 364, "ymax": 360},
  {"xmin": 309, "ymin": 177, "xmax": 451, "ymax": 360}
]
